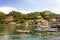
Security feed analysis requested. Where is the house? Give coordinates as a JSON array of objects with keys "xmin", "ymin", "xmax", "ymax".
[
  {"xmin": 56, "ymin": 18, "xmax": 60, "ymax": 22},
  {"xmin": 24, "ymin": 20, "xmax": 34, "ymax": 26},
  {"xmin": 35, "ymin": 19, "xmax": 49, "ymax": 25},
  {"xmin": 51, "ymin": 21, "xmax": 59, "ymax": 28},
  {"xmin": 5, "ymin": 15, "xmax": 14, "ymax": 22},
  {"xmin": 51, "ymin": 18, "xmax": 56, "ymax": 22}
]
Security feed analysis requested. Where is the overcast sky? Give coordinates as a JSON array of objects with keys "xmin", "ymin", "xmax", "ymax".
[{"xmin": 0, "ymin": 0, "xmax": 60, "ymax": 14}]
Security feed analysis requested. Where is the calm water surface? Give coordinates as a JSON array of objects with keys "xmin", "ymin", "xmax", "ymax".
[
  {"xmin": 0, "ymin": 26, "xmax": 60, "ymax": 40},
  {"xmin": 0, "ymin": 32, "xmax": 60, "ymax": 40}
]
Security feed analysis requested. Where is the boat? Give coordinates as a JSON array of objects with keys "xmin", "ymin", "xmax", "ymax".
[
  {"xmin": 34, "ymin": 26, "xmax": 50, "ymax": 32},
  {"xmin": 16, "ymin": 30, "xmax": 31, "ymax": 33},
  {"xmin": 34, "ymin": 27, "xmax": 57, "ymax": 32},
  {"xmin": 34, "ymin": 28, "xmax": 48, "ymax": 32},
  {"xmin": 48, "ymin": 28, "xmax": 57, "ymax": 32}
]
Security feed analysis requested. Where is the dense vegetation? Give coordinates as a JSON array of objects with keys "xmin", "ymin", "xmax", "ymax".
[{"xmin": 0, "ymin": 11, "xmax": 60, "ymax": 24}]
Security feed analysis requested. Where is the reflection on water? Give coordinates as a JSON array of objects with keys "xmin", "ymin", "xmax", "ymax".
[
  {"xmin": 0, "ymin": 32, "xmax": 60, "ymax": 40},
  {"xmin": 0, "ymin": 25, "xmax": 60, "ymax": 40}
]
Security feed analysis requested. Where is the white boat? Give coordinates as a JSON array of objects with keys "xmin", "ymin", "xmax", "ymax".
[
  {"xmin": 48, "ymin": 28, "xmax": 57, "ymax": 32},
  {"xmin": 16, "ymin": 30, "xmax": 31, "ymax": 33}
]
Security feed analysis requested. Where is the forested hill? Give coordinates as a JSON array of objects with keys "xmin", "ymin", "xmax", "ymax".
[
  {"xmin": 0, "ymin": 11, "xmax": 60, "ymax": 24},
  {"xmin": 40, "ymin": 11, "xmax": 60, "ymax": 21}
]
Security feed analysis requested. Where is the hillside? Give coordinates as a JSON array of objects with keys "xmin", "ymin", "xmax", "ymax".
[{"xmin": 0, "ymin": 11, "xmax": 60, "ymax": 24}]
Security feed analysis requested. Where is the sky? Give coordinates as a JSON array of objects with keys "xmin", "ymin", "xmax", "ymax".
[{"xmin": 0, "ymin": 0, "xmax": 60, "ymax": 14}]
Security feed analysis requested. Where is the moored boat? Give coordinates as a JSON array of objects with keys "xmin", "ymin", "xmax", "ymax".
[
  {"xmin": 48, "ymin": 28, "xmax": 57, "ymax": 32},
  {"xmin": 16, "ymin": 30, "xmax": 31, "ymax": 34}
]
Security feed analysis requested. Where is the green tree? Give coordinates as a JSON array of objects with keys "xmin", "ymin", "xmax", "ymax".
[{"xmin": 0, "ymin": 12, "xmax": 6, "ymax": 23}]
